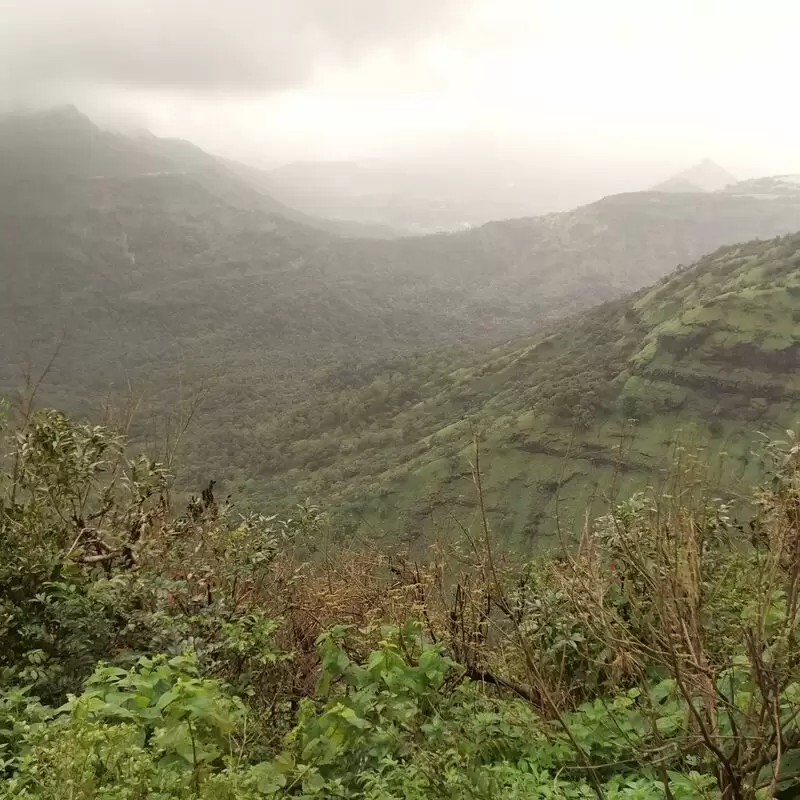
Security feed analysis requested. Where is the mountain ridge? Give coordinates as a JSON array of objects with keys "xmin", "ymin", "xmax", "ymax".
[
  {"xmin": 0, "ymin": 105, "xmax": 401, "ymax": 239},
  {"xmin": 1, "ymin": 107, "xmax": 800, "ymax": 524},
  {"xmin": 235, "ymin": 233, "xmax": 800, "ymax": 547}
]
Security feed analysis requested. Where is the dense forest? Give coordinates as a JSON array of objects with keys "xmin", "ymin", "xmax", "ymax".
[
  {"xmin": 3, "ymin": 108, "xmax": 800, "ymax": 538},
  {"xmin": 177, "ymin": 233, "xmax": 800, "ymax": 550}
]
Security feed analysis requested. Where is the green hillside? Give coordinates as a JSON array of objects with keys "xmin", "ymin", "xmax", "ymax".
[
  {"xmin": 4, "ymin": 123, "xmax": 800, "ymax": 800},
  {"xmin": 5, "ymin": 371, "xmax": 800, "ymax": 800},
  {"xmin": 4, "ymin": 107, "xmax": 800, "ymax": 508},
  {"xmin": 227, "ymin": 234, "xmax": 800, "ymax": 549}
]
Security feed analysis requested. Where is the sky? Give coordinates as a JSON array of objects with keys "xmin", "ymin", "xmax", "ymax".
[{"xmin": 1, "ymin": 0, "xmax": 799, "ymax": 188}]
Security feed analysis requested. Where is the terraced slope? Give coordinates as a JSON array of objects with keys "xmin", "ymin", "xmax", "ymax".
[{"xmin": 241, "ymin": 234, "xmax": 800, "ymax": 550}]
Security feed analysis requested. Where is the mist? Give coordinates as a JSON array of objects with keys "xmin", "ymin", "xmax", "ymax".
[{"xmin": 2, "ymin": 0, "xmax": 800, "ymax": 211}]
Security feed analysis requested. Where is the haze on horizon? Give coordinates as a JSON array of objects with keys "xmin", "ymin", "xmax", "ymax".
[{"xmin": 1, "ymin": 0, "xmax": 799, "ymax": 208}]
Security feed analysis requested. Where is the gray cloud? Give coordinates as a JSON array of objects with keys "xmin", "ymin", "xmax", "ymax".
[
  {"xmin": 0, "ymin": 0, "xmax": 467, "ymax": 99},
  {"xmin": 2, "ymin": 0, "xmax": 797, "ymax": 182}
]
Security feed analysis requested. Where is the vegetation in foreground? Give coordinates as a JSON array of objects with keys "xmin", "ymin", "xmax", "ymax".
[{"xmin": 2, "ymin": 403, "xmax": 800, "ymax": 799}]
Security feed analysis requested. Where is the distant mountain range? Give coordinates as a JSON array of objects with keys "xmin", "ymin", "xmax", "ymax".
[
  {"xmin": 1, "ymin": 106, "xmax": 799, "ymax": 513},
  {"xmin": 652, "ymin": 159, "xmax": 738, "ymax": 193},
  {"xmin": 242, "ymin": 157, "xmax": 746, "ymax": 234}
]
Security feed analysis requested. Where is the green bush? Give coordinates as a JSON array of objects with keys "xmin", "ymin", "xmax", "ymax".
[{"xmin": 3, "ymin": 406, "xmax": 800, "ymax": 798}]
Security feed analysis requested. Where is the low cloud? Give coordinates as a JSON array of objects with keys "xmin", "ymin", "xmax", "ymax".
[{"xmin": 0, "ymin": 0, "xmax": 467, "ymax": 101}]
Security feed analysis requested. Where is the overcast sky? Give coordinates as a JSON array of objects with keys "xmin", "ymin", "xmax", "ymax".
[{"xmin": 1, "ymin": 0, "xmax": 799, "ymax": 183}]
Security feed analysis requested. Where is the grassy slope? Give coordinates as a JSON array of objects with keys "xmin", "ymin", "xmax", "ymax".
[{"xmin": 240, "ymin": 234, "xmax": 800, "ymax": 550}]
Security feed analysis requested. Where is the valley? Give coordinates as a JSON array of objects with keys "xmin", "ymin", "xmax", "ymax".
[
  {"xmin": 213, "ymin": 234, "xmax": 800, "ymax": 550},
  {"xmin": 1, "ymin": 107, "xmax": 799, "ymax": 550},
  {"xmin": 7, "ymin": 5, "xmax": 800, "ymax": 797}
]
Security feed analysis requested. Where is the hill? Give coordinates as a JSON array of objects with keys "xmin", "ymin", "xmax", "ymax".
[
  {"xmin": 3, "ymin": 107, "xmax": 800, "ymax": 501},
  {"xmin": 0, "ymin": 105, "xmax": 398, "ymax": 239},
  {"xmin": 216, "ymin": 156, "xmax": 406, "ymax": 238},
  {"xmin": 651, "ymin": 176, "xmax": 704, "ymax": 193},
  {"xmin": 653, "ymin": 158, "xmax": 737, "ymax": 192},
  {"xmin": 722, "ymin": 174, "xmax": 800, "ymax": 197},
  {"xmin": 226, "ymin": 233, "xmax": 800, "ymax": 549}
]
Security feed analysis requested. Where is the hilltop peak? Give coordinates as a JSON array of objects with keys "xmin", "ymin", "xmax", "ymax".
[
  {"xmin": 37, "ymin": 103, "xmax": 89, "ymax": 119},
  {"xmin": 1, "ymin": 104, "xmax": 98, "ymax": 130},
  {"xmin": 653, "ymin": 159, "xmax": 737, "ymax": 193}
]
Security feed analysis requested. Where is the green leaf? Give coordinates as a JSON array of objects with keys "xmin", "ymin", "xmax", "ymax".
[
  {"xmin": 250, "ymin": 762, "xmax": 288, "ymax": 794},
  {"xmin": 340, "ymin": 706, "xmax": 372, "ymax": 730},
  {"xmin": 304, "ymin": 768, "xmax": 326, "ymax": 793},
  {"xmin": 155, "ymin": 689, "xmax": 178, "ymax": 711}
]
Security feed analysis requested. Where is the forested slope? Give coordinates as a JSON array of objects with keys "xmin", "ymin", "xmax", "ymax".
[
  {"xmin": 229, "ymin": 234, "xmax": 800, "ymax": 548},
  {"xmin": 3, "ymin": 107, "xmax": 800, "ymax": 508}
]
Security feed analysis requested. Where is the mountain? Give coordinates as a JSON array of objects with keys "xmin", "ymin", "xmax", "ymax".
[
  {"xmin": 0, "ymin": 105, "xmax": 398, "ymax": 240},
  {"xmin": 652, "ymin": 177, "xmax": 704, "ymax": 193},
  {"xmin": 2, "ymin": 107, "xmax": 800, "ymax": 505},
  {"xmin": 653, "ymin": 159, "xmax": 737, "ymax": 193},
  {"xmin": 224, "ymin": 233, "xmax": 800, "ymax": 549},
  {"xmin": 268, "ymin": 158, "xmax": 742, "ymax": 232},
  {"xmin": 262, "ymin": 159, "xmax": 471, "ymax": 234}
]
